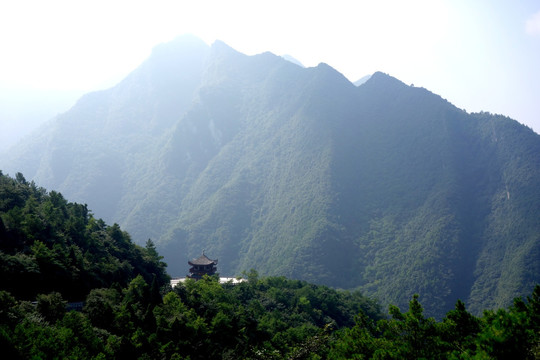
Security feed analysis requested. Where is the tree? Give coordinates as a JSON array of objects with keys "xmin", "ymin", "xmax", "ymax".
[
  {"xmin": 15, "ymin": 172, "xmax": 27, "ymax": 185},
  {"xmin": 439, "ymin": 299, "xmax": 480, "ymax": 356},
  {"xmin": 36, "ymin": 292, "xmax": 66, "ymax": 323},
  {"xmin": 83, "ymin": 288, "xmax": 120, "ymax": 330},
  {"xmin": 143, "ymin": 239, "xmax": 169, "ymax": 286}
]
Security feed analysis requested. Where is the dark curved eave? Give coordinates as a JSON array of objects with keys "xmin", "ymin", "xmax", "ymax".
[{"xmin": 188, "ymin": 253, "xmax": 218, "ymax": 266}]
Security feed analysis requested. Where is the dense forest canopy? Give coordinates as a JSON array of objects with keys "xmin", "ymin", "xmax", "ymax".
[{"xmin": 1, "ymin": 171, "xmax": 539, "ymax": 359}]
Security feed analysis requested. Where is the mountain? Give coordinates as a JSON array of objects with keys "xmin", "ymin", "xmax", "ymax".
[
  {"xmin": 2, "ymin": 36, "xmax": 539, "ymax": 318},
  {"xmin": 0, "ymin": 87, "xmax": 83, "ymax": 152},
  {"xmin": 281, "ymin": 54, "xmax": 305, "ymax": 67},
  {"xmin": 2, "ymin": 173, "xmax": 539, "ymax": 360}
]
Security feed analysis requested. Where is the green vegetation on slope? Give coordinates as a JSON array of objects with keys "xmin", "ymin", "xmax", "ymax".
[
  {"xmin": 329, "ymin": 287, "xmax": 540, "ymax": 359},
  {"xmin": 2, "ymin": 37, "xmax": 540, "ymax": 319},
  {"xmin": 1, "ymin": 171, "xmax": 539, "ymax": 359},
  {"xmin": 0, "ymin": 171, "xmax": 169, "ymax": 301},
  {"xmin": 2, "ymin": 274, "xmax": 539, "ymax": 359},
  {"xmin": 0, "ymin": 272, "xmax": 382, "ymax": 359}
]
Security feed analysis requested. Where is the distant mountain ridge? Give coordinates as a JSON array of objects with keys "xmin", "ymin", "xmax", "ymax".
[
  {"xmin": 2, "ymin": 35, "xmax": 539, "ymax": 318},
  {"xmin": 280, "ymin": 54, "xmax": 305, "ymax": 67},
  {"xmin": 353, "ymin": 74, "xmax": 371, "ymax": 86}
]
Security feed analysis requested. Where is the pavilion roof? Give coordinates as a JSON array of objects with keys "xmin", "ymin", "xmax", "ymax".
[{"xmin": 188, "ymin": 253, "xmax": 218, "ymax": 266}]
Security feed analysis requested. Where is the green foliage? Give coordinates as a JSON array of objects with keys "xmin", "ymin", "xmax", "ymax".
[
  {"xmin": 329, "ymin": 286, "xmax": 540, "ymax": 359},
  {"xmin": 36, "ymin": 292, "xmax": 67, "ymax": 323},
  {"xmin": 83, "ymin": 287, "xmax": 121, "ymax": 330},
  {"xmin": 0, "ymin": 173, "xmax": 384, "ymax": 358},
  {"xmin": 2, "ymin": 268, "xmax": 383, "ymax": 359},
  {"xmin": 0, "ymin": 172, "xmax": 170, "ymax": 301},
  {"xmin": 1, "ymin": 169, "xmax": 539, "ymax": 358}
]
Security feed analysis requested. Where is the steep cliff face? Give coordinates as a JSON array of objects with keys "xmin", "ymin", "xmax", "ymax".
[{"xmin": 2, "ymin": 37, "xmax": 539, "ymax": 318}]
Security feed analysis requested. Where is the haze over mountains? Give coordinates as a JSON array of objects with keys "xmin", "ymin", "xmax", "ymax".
[
  {"xmin": 0, "ymin": 88, "xmax": 84, "ymax": 152},
  {"xmin": 2, "ymin": 35, "xmax": 539, "ymax": 318}
]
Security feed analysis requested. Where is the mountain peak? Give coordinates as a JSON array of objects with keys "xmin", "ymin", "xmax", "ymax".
[
  {"xmin": 210, "ymin": 39, "xmax": 242, "ymax": 56},
  {"xmin": 150, "ymin": 34, "xmax": 209, "ymax": 59},
  {"xmin": 281, "ymin": 54, "xmax": 305, "ymax": 67},
  {"xmin": 367, "ymin": 71, "xmax": 407, "ymax": 86},
  {"xmin": 357, "ymin": 71, "xmax": 411, "ymax": 98},
  {"xmin": 310, "ymin": 62, "xmax": 354, "ymax": 89}
]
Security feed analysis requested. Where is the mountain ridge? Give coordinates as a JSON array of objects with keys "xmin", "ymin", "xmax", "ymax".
[{"xmin": 1, "ymin": 36, "xmax": 539, "ymax": 318}]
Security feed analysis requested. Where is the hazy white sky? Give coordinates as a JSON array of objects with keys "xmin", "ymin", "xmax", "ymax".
[{"xmin": 1, "ymin": 0, "xmax": 539, "ymax": 133}]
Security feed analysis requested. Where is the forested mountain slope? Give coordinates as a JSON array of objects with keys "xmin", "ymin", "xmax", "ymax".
[
  {"xmin": 1, "ymin": 34, "xmax": 210, "ymax": 236},
  {"xmin": 0, "ymin": 171, "xmax": 385, "ymax": 358},
  {"xmin": 0, "ymin": 171, "xmax": 169, "ymax": 301},
  {"xmin": 2, "ymin": 36, "xmax": 539, "ymax": 318}
]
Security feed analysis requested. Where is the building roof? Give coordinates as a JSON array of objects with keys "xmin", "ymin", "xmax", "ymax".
[{"xmin": 188, "ymin": 252, "xmax": 218, "ymax": 266}]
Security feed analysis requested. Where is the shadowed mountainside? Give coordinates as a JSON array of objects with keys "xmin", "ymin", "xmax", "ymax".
[{"xmin": 2, "ymin": 36, "xmax": 539, "ymax": 318}]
